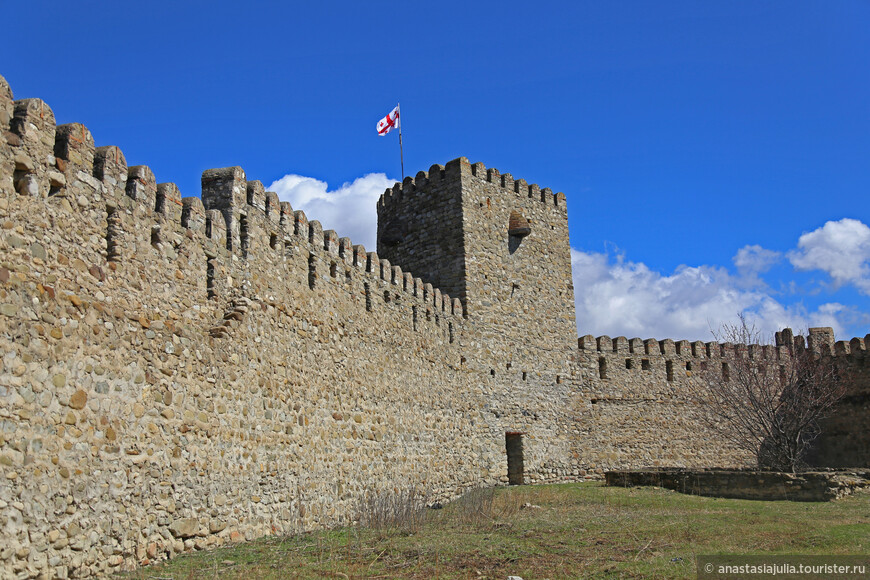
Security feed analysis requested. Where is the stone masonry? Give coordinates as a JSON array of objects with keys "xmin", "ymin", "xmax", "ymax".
[{"xmin": 0, "ymin": 74, "xmax": 867, "ymax": 577}]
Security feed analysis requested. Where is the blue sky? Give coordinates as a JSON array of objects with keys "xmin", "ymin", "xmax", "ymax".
[{"xmin": 5, "ymin": 1, "xmax": 870, "ymax": 341}]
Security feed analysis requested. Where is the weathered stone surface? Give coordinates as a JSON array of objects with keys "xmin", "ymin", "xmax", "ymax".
[
  {"xmin": 169, "ymin": 518, "xmax": 200, "ymax": 539},
  {"xmin": 0, "ymin": 73, "xmax": 865, "ymax": 580},
  {"xmin": 68, "ymin": 390, "xmax": 87, "ymax": 410},
  {"xmin": 605, "ymin": 468, "xmax": 870, "ymax": 502}
]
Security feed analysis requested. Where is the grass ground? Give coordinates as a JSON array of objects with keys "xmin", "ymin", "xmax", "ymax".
[{"xmin": 117, "ymin": 482, "xmax": 869, "ymax": 579}]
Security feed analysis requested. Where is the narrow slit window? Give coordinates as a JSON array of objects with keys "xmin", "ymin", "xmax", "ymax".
[
  {"xmin": 206, "ymin": 257, "xmax": 216, "ymax": 299},
  {"xmin": 666, "ymin": 360, "xmax": 674, "ymax": 382},
  {"xmin": 308, "ymin": 255, "xmax": 316, "ymax": 290},
  {"xmin": 598, "ymin": 357, "xmax": 607, "ymax": 379},
  {"xmin": 239, "ymin": 214, "xmax": 249, "ymax": 257},
  {"xmin": 625, "ymin": 358, "xmax": 634, "ymax": 369},
  {"xmin": 642, "ymin": 359, "xmax": 651, "ymax": 371},
  {"xmin": 106, "ymin": 205, "xmax": 121, "ymax": 262}
]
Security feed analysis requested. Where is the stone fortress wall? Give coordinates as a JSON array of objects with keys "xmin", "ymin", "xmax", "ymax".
[
  {"xmin": 574, "ymin": 328, "xmax": 870, "ymax": 470},
  {"xmin": 0, "ymin": 73, "xmax": 866, "ymax": 577}
]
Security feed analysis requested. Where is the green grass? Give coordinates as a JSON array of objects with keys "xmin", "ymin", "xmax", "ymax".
[{"xmin": 117, "ymin": 483, "xmax": 870, "ymax": 579}]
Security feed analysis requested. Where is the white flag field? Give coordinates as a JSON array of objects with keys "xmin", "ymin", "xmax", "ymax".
[{"xmin": 377, "ymin": 105, "xmax": 400, "ymax": 136}]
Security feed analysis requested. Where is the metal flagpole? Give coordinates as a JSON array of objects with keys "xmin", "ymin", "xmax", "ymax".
[{"xmin": 398, "ymin": 103, "xmax": 404, "ymax": 181}]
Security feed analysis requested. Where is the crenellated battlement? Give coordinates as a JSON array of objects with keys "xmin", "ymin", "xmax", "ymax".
[
  {"xmin": 0, "ymin": 73, "xmax": 465, "ymax": 341},
  {"xmin": 376, "ymin": 156, "xmax": 566, "ymax": 212},
  {"xmin": 579, "ymin": 328, "xmax": 870, "ymax": 363},
  {"xmin": 580, "ymin": 333, "xmax": 790, "ymax": 359}
]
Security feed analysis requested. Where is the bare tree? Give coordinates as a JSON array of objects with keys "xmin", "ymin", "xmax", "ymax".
[{"xmin": 691, "ymin": 315, "xmax": 846, "ymax": 473}]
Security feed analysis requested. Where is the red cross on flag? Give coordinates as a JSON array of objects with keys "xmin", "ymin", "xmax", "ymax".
[{"xmin": 377, "ymin": 105, "xmax": 400, "ymax": 136}]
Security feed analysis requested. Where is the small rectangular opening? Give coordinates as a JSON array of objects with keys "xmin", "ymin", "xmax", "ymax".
[
  {"xmin": 330, "ymin": 262, "xmax": 337, "ymax": 277},
  {"xmin": 206, "ymin": 257, "xmax": 216, "ymax": 299},
  {"xmin": 308, "ymin": 255, "xmax": 316, "ymax": 289},
  {"xmin": 364, "ymin": 282, "xmax": 372, "ymax": 311},
  {"xmin": 598, "ymin": 357, "xmax": 607, "ymax": 379},
  {"xmin": 270, "ymin": 234, "xmax": 279, "ymax": 250},
  {"xmin": 239, "ymin": 214, "xmax": 249, "ymax": 257},
  {"xmin": 642, "ymin": 359, "xmax": 651, "ymax": 371},
  {"xmin": 666, "ymin": 360, "xmax": 674, "ymax": 382},
  {"xmin": 448, "ymin": 322, "xmax": 454, "ymax": 344},
  {"xmin": 522, "ymin": 371, "xmax": 527, "ymax": 381},
  {"xmin": 505, "ymin": 432, "xmax": 524, "ymax": 485},
  {"xmin": 625, "ymin": 358, "xmax": 633, "ymax": 369},
  {"xmin": 722, "ymin": 361, "xmax": 730, "ymax": 381},
  {"xmin": 106, "ymin": 205, "xmax": 121, "ymax": 262}
]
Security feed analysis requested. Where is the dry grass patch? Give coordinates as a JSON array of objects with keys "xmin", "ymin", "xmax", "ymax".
[{"xmin": 117, "ymin": 482, "xmax": 870, "ymax": 579}]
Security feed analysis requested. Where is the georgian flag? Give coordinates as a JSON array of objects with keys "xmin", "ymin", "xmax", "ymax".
[{"xmin": 377, "ymin": 105, "xmax": 400, "ymax": 136}]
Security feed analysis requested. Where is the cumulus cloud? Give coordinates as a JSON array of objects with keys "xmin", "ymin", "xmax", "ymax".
[
  {"xmin": 268, "ymin": 173, "xmax": 395, "ymax": 249},
  {"xmin": 788, "ymin": 218, "xmax": 870, "ymax": 294},
  {"xmin": 571, "ymin": 248, "xmax": 850, "ymax": 341},
  {"xmin": 733, "ymin": 244, "xmax": 781, "ymax": 276}
]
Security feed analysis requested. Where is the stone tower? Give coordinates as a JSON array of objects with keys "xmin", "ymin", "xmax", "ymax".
[{"xmin": 376, "ymin": 157, "xmax": 577, "ymax": 378}]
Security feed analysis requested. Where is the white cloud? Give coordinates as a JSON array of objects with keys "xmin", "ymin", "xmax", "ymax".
[
  {"xmin": 733, "ymin": 244, "xmax": 781, "ymax": 276},
  {"xmin": 267, "ymin": 173, "xmax": 395, "ymax": 250},
  {"xmin": 571, "ymin": 248, "xmax": 850, "ymax": 342},
  {"xmin": 788, "ymin": 218, "xmax": 870, "ymax": 294}
]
